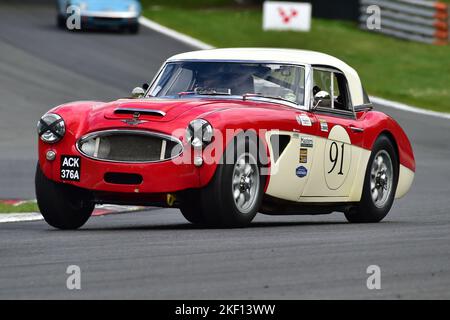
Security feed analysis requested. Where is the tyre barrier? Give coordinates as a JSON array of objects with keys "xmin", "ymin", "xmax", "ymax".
[{"xmin": 359, "ymin": 0, "xmax": 449, "ymax": 45}]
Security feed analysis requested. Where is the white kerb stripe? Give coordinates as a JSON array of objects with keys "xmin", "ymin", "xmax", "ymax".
[
  {"xmin": 370, "ymin": 96, "xmax": 450, "ymax": 120},
  {"xmin": 0, "ymin": 213, "xmax": 43, "ymax": 223},
  {"xmin": 138, "ymin": 17, "xmax": 213, "ymax": 50}
]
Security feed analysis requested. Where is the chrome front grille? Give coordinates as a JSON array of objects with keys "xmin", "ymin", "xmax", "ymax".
[{"xmin": 77, "ymin": 130, "xmax": 182, "ymax": 163}]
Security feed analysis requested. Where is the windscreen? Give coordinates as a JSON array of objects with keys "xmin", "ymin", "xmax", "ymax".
[{"xmin": 148, "ymin": 61, "xmax": 306, "ymax": 105}]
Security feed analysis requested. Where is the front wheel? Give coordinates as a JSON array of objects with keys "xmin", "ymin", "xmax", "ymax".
[
  {"xmin": 345, "ymin": 135, "xmax": 398, "ymax": 223},
  {"xmin": 179, "ymin": 189, "xmax": 206, "ymax": 225},
  {"xmin": 199, "ymin": 138, "xmax": 266, "ymax": 228},
  {"xmin": 35, "ymin": 164, "xmax": 94, "ymax": 230}
]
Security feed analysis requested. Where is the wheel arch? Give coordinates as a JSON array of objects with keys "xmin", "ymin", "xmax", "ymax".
[
  {"xmin": 361, "ymin": 112, "xmax": 415, "ymax": 173},
  {"xmin": 378, "ymin": 130, "xmax": 400, "ymax": 171},
  {"xmin": 361, "ymin": 115, "xmax": 415, "ymax": 200},
  {"xmin": 198, "ymin": 128, "xmax": 272, "ymax": 191}
]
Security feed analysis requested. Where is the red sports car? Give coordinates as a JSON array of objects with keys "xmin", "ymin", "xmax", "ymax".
[{"xmin": 36, "ymin": 48, "xmax": 415, "ymax": 229}]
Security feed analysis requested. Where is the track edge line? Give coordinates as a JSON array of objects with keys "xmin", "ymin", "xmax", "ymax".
[{"xmin": 138, "ymin": 17, "xmax": 214, "ymax": 50}]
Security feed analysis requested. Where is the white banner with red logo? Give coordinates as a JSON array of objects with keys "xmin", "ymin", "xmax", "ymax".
[{"xmin": 263, "ymin": 1, "xmax": 312, "ymax": 32}]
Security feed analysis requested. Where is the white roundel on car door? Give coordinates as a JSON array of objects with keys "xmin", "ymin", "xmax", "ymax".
[{"xmin": 324, "ymin": 125, "xmax": 352, "ymax": 190}]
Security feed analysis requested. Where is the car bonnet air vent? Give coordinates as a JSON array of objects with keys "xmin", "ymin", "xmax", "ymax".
[{"xmin": 114, "ymin": 108, "xmax": 166, "ymax": 117}]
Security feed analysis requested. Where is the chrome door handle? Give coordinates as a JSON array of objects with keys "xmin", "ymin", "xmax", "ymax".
[{"xmin": 349, "ymin": 126, "xmax": 364, "ymax": 133}]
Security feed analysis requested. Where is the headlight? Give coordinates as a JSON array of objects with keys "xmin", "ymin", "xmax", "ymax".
[
  {"xmin": 37, "ymin": 113, "xmax": 65, "ymax": 143},
  {"xmin": 186, "ymin": 119, "xmax": 213, "ymax": 148}
]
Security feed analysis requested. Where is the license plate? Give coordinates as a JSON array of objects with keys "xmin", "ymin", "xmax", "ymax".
[{"xmin": 60, "ymin": 155, "xmax": 81, "ymax": 181}]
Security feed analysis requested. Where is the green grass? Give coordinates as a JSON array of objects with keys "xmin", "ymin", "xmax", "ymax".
[
  {"xmin": 143, "ymin": 6, "xmax": 450, "ymax": 112},
  {"xmin": 141, "ymin": 0, "xmax": 237, "ymax": 8},
  {"xmin": 0, "ymin": 202, "xmax": 39, "ymax": 213}
]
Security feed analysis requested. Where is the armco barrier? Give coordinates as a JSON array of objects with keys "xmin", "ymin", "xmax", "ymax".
[{"xmin": 359, "ymin": 0, "xmax": 449, "ymax": 45}]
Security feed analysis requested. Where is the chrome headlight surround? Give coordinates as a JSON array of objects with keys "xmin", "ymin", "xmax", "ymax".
[
  {"xmin": 186, "ymin": 119, "xmax": 213, "ymax": 148},
  {"xmin": 37, "ymin": 113, "xmax": 65, "ymax": 144}
]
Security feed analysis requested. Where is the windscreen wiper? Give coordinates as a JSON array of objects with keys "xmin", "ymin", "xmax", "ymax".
[{"xmin": 178, "ymin": 87, "xmax": 232, "ymax": 96}]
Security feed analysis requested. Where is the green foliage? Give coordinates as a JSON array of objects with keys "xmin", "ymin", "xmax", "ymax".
[
  {"xmin": 141, "ymin": 0, "xmax": 236, "ymax": 8},
  {"xmin": 0, "ymin": 202, "xmax": 39, "ymax": 213}
]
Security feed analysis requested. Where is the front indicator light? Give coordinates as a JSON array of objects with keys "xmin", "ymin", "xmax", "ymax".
[
  {"xmin": 194, "ymin": 156, "xmax": 203, "ymax": 167},
  {"xmin": 46, "ymin": 150, "xmax": 56, "ymax": 161}
]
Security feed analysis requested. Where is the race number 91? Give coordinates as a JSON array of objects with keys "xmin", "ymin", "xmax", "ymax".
[{"xmin": 324, "ymin": 140, "xmax": 351, "ymax": 190}]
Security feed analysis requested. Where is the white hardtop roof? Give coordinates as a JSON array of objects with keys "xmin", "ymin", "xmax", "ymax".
[{"xmin": 167, "ymin": 48, "xmax": 365, "ymax": 106}]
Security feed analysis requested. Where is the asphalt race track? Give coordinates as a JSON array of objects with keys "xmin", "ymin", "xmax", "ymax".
[{"xmin": 0, "ymin": 2, "xmax": 449, "ymax": 299}]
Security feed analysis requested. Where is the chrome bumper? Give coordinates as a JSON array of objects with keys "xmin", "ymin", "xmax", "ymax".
[{"xmin": 81, "ymin": 11, "xmax": 140, "ymax": 19}]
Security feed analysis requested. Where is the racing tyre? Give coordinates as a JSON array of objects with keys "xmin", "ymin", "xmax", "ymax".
[
  {"xmin": 128, "ymin": 23, "xmax": 140, "ymax": 34},
  {"xmin": 345, "ymin": 135, "xmax": 399, "ymax": 223},
  {"xmin": 200, "ymin": 136, "xmax": 266, "ymax": 228},
  {"xmin": 35, "ymin": 164, "xmax": 94, "ymax": 230},
  {"xmin": 179, "ymin": 190, "xmax": 206, "ymax": 225}
]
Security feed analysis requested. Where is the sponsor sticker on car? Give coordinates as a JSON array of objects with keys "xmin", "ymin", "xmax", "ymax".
[
  {"xmin": 296, "ymin": 114, "xmax": 312, "ymax": 126},
  {"xmin": 300, "ymin": 137, "xmax": 314, "ymax": 148},
  {"xmin": 320, "ymin": 119, "xmax": 328, "ymax": 132},
  {"xmin": 295, "ymin": 165, "xmax": 308, "ymax": 178},
  {"xmin": 299, "ymin": 148, "xmax": 308, "ymax": 163},
  {"xmin": 60, "ymin": 155, "xmax": 81, "ymax": 181}
]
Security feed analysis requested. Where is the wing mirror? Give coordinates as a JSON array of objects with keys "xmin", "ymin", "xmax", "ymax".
[
  {"xmin": 312, "ymin": 90, "xmax": 331, "ymax": 110},
  {"xmin": 131, "ymin": 87, "xmax": 145, "ymax": 98},
  {"xmin": 131, "ymin": 83, "xmax": 149, "ymax": 98}
]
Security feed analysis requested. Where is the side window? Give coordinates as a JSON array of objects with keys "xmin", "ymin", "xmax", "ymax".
[
  {"xmin": 362, "ymin": 87, "xmax": 371, "ymax": 104},
  {"xmin": 313, "ymin": 69, "xmax": 332, "ymax": 108},
  {"xmin": 312, "ymin": 68, "xmax": 351, "ymax": 112},
  {"xmin": 333, "ymin": 73, "xmax": 350, "ymax": 111}
]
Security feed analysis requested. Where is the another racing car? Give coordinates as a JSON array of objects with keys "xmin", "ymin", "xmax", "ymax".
[
  {"xmin": 56, "ymin": 0, "xmax": 141, "ymax": 33},
  {"xmin": 36, "ymin": 48, "xmax": 415, "ymax": 229}
]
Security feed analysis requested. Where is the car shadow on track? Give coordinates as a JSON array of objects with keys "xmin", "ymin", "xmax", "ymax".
[{"xmin": 67, "ymin": 220, "xmax": 396, "ymax": 232}]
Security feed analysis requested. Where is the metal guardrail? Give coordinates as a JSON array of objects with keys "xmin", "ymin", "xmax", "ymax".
[{"xmin": 359, "ymin": 0, "xmax": 449, "ymax": 45}]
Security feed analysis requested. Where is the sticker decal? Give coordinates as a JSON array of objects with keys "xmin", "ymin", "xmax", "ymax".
[
  {"xmin": 296, "ymin": 114, "xmax": 312, "ymax": 126},
  {"xmin": 60, "ymin": 155, "xmax": 81, "ymax": 181},
  {"xmin": 320, "ymin": 120, "xmax": 328, "ymax": 132},
  {"xmin": 300, "ymin": 137, "xmax": 314, "ymax": 148},
  {"xmin": 296, "ymin": 166, "xmax": 308, "ymax": 178},
  {"xmin": 299, "ymin": 148, "xmax": 308, "ymax": 163}
]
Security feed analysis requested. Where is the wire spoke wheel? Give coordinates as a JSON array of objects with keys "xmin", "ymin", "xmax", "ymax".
[
  {"xmin": 370, "ymin": 150, "xmax": 393, "ymax": 208},
  {"xmin": 232, "ymin": 153, "xmax": 260, "ymax": 214},
  {"xmin": 345, "ymin": 135, "xmax": 399, "ymax": 223}
]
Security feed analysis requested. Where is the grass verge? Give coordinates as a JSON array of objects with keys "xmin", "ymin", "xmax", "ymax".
[
  {"xmin": 0, "ymin": 202, "xmax": 39, "ymax": 214},
  {"xmin": 142, "ymin": 5, "xmax": 450, "ymax": 113}
]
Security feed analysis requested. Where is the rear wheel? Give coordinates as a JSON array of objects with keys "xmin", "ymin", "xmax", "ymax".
[
  {"xmin": 199, "ymin": 138, "xmax": 266, "ymax": 228},
  {"xmin": 345, "ymin": 135, "xmax": 398, "ymax": 223},
  {"xmin": 35, "ymin": 164, "xmax": 94, "ymax": 230}
]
